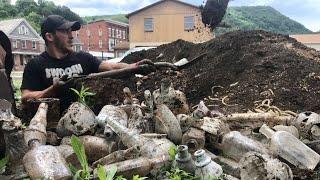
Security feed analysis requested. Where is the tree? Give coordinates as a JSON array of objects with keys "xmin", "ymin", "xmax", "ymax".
[
  {"xmin": 26, "ymin": 12, "xmax": 41, "ymax": 32},
  {"xmin": 15, "ymin": 0, "xmax": 38, "ymax": 16},
  {"xmin": 53, "ymin": 5, "xmax": 84, "ymax": 24},
  {"xmin": 0, "ymin": 0, "xmax": 10, "ymax": 4},
  {"xmin": 37, "ymin": 0, "xmax": 55, "ymax": 17},
  {"xmin": 0, "ymin": 3, "xmax": 17, "ymax": 19}
]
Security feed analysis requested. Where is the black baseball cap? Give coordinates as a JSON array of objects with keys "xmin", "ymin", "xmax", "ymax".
[{"xmin": 41, "ymin": 15, "xmax": 81, "ymax": 38}]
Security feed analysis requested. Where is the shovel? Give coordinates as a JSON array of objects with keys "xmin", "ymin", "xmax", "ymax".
[{"xmin": 62, "ymin": 53, "xmax": 207, "ymax": 84}]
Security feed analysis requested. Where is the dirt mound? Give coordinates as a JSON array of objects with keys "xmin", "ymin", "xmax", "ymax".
[{"xmin": 82, "ymin": 30, "xmax": 320, "ymax": 114}]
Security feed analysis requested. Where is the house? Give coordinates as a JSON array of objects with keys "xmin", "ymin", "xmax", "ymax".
[
  {"xmin": 126, "ymin": 0, "xmax": 213, "ymax": 48},
  {"xmin": 74, "ymin": 19, "xmax": 129, "ymax": 60},
  {"xmin": 290, "ymin": 34, "xmax": 320, "ymax": 50},
  {"xmin": 0, "ymin": 18, "xmax": 44, "ymax": 70}
]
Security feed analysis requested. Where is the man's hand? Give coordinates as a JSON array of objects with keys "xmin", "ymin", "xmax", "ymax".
[
  {"xmin": 134, "ymin": 59, "xmax": 157, "ymax": 75},
  {"xmin": 52, "ymin": 76, "xmax": 66, "ymax": 90},
  {"xmin": 135, "ymin": 59, "xmax": 155, "ymax": 66},
  {"xmin": 52, "ymin": 75, "xmax": 76, "ymax": 96}
]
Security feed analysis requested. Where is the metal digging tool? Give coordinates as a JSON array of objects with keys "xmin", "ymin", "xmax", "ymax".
[{"xmin": 62, "ymin": 53, "xmax": 206, "ymax": 85}]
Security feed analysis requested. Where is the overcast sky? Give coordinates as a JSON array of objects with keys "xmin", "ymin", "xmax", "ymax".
[{"xmin": 12, "ymin": 0, "xmax": 320, "ymax": 32}]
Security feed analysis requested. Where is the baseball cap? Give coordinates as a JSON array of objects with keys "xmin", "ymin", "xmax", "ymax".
[{"xmin": 41, "ymin": 15, "xmax": 81, "ymax": 38}]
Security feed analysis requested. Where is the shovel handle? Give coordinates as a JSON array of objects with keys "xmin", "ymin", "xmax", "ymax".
[{"xmin": 87, "ymin": 64, "xmax": 151, "ymax": 79}]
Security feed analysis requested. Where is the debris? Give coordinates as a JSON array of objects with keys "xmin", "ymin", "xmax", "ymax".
[
  {"xmin": 260, "ymin": 124, "xmax": 320, "ymax": 170},
  {"xmin": 46, "ymin": 131, "xmax": 61, "ymax": 146},
  {"xmin": 192, "ymin": 117, "xmax": 230, "ymax": 137},
  {"xmin": 97, "ymin": 105, "xmax": 128, "ymax": 140},
  {"xmin": 293, "ymin": 111, "xmax": 320, "ymax": 140},
  {"xmin": 153, "ymin": 78, "xmax": 189, "ymax": 115},
  {"xmin": 221, "ymin": 112, "xmax": 294, "ymax": 131},
  {"xmin": 239, "ymin": 152, "xmax": 293, "ymax": 180},
  {"xmin": 181, "ymin": 127, "xmax": 205, "ymax": 153},
  {"xmin": 57, "ymin": 102, "xmax": 97, "ymax": 137}
]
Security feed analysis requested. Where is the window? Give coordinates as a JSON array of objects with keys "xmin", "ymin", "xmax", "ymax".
[
  {"xmin": 12, "ymin": 40, "xmax": 17, "ymax": 48},
  {"xmin": 98, "ymin": 29, "xmax": 102, "ymax": 36},
  {"xmin": 108, "ymin": 38, "xmax": 115, "ymax": 51},
  {"xmin": 21, "ymin": 40, "xmax": 27, "ymax": 48},
  {"xmin": 99, "ymin": 40, "xmax": 103, "ymax": 48},
  {"xmin": 144, "ymin": 18, "xmax": 153, "ymax": 32},
  {"xmin": 19, "ymin": 25, "xmax": 29, "ymax": 35},
  {"xmin": 119, "ymin": 29, "xmax": 122, "ymax": 39},
  {"xmin": 32, "ymin": 41, "xmax": 36, "ymax": 49},
  {"xmin": 87, "ymin": 30, "xmax": 91, "ymax": 37},
  {"xmin": 25, "ymin": 28, "xmax": 29, "ymax": 35},
  {"xmin": 76, "ymin": 31, "xmax": 79, "ymax": 37},
  {"xmin": 184, "ymin": 16, "xmax": 195, "ymax": 31},
  {"xmin": 116, "ymin": 29, "xmax": 118, "ymax": 38},
  {"xmin": 122, "ymin": 31, "xmax": 126, "ymax": 39},
  {"xmin": 108, "ymin": 28, "xmax": 111, "ymax": 37},
  {"xmin": 19, "ymin": 26, "xmax": 25, "ymax": 34},
  {"xmin": 112, "ymin": 28, "xmax": 115, "ymax": 38}
]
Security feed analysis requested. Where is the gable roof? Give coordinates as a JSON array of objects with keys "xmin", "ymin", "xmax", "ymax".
[
  {"xmin": 0, "ymin": 18, "xmax": 24, "ymax": 35},
  {"xmin": 0, "ymin": 18, "xmax": 41, "ymax": 39},
  {"xmin": 126, "ymin": 0, "xmax": 199, "ymax": 18},
  {"xmin": 290, "ymin": 34, "xmax": 320, "ymax": 44}
]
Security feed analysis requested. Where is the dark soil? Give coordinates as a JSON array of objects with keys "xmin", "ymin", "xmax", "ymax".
[{"xmin": 80, "ymin": 30, "xmax": 320, "ymax": 115}]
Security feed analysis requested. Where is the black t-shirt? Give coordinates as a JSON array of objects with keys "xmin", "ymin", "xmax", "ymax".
[{"xmin": 21, "ymin": 51, "xmax": 102, "ymax": 113}]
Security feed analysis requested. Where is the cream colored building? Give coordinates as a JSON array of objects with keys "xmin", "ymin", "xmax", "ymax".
[
  {"xmin": 126, "ymin": 0, "xmax": 213, "ymax": 48},
  {"xmin": 290, "ymin": 34, "xmax": 320, "ymax": 50}
]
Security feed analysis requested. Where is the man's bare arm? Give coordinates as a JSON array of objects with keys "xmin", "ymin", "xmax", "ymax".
[
  {"xmin": 21, "ymin": 79, "xmax": 64, "ymax": 101},
  {"xmin": 98, "ymin": 61, "xmax": 136, "ymax": 72},
  {"xmin": 21, "ymin": 87, "xmax": 55, "ymax": 101},
  {"xmin": 98, "ymin": 59, "xmax": 155, "ymax": 72}
]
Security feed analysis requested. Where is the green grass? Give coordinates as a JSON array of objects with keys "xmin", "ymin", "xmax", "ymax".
[{"xmin": 12, "ymin": 79, "xmax": 22, "ymax": 103}]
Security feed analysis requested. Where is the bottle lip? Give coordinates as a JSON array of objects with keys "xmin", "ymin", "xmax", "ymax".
[{"xmin": 194, "ymin": 149, "xmax": 211, "ymax": 167}]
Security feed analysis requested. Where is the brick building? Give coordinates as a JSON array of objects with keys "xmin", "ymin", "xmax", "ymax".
[
  {"xmin": 0, "ymin": 18, "xmax": 44, "ymax": 70},
  {"xmin": 74, "ymin": 19, "xmax": 129, "ymax": 60}
]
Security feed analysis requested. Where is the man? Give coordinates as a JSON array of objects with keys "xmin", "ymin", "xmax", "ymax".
[{"xmin": 21, "ymin": 15, "xmax": 154, "ymax": 112}]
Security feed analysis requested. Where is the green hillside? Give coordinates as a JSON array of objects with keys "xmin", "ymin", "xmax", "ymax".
[
  {"xmin": 215, "ymin": 6, "xmax": 312, "ymax": 35},
  {"xmin": 83, "ymin": 6, "xmax": 312, "ymax": 35},
  {"xmin": 83, "ymin": 14, "xmax": 128, "ymax": 24}
]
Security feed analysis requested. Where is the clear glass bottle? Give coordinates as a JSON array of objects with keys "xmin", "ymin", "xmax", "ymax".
[{"xmin": 260, "ymin": 124, "xmax": 320, "ymax": 170}]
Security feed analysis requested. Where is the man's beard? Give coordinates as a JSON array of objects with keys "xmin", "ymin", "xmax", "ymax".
[{"xmin": 53, "ymin": 36, "xmax": 74, "ymax": 54}]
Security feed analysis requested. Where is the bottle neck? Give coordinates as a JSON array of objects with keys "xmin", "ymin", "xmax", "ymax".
[{"xmin": 259, "ymin": 124, "xmax": 275, "ymax": 139}]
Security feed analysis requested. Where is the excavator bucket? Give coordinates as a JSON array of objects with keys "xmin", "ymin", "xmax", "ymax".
[{"xmin": 201, "ymin": 0, "xmax": 230, "ymax": 30}]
